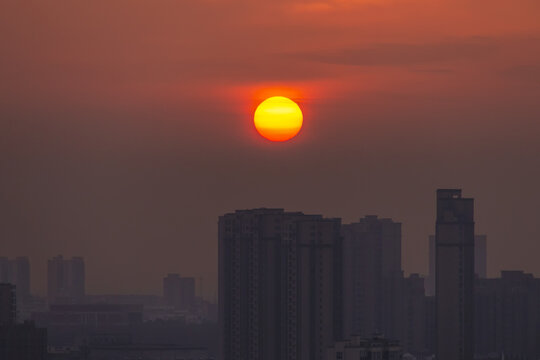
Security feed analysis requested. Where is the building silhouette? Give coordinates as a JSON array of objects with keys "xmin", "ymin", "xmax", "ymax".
[
  {"xmin": 474, "ymin": 235, "xmax": 487, "ymax": 279},
  {"xmin": 401, "ymin": 274, "xmax": 428, "ymax": 356},
  {"xmin": 342, "ymin": 216, "xmax": 403, "ymax": 340},
  {"xmin": 0, "ymin": 257, "xmax": 31, "ymax": 303},
  {"xmin": 427, "ymin": 234, "xmax": 487, "ymax": 296},
  {"xmin": 32, "ymin": 303, "xmax": 143, "ymax": 347},
  {"xmin": 435, "ymin": 189, "xmax": 475, "ymax": 360},
  {"xmin": 475, "ymin": 271, "xmax": 540, "ymax": 359},
  {"xmin": 218, "ymin": 208, "xmax": 342, "ymax": 360},
  {"xmin": 47, "ymin": 255, "xmax": 85, "ymax": 304},
  {"xmin": 163, "ymin": 274, "xmax": 196, "ymax": 310},
  {"xmin": 85, "ymin": 345, "xmax": 210, "ymax": 360},
  {"xmin": 425, "ymin": 295, "xmax": 436, "ymax": 355},
  {"xmin": 0, "ymin": 283, "xmax": 47, "ymax": 359},
  {"xmin": 0, "ymin": 283, "xmax": 16, "ymax": 326}
]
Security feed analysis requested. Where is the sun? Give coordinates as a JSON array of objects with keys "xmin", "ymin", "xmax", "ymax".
[{"xmin": 254, "ymin": 96, "xmax": 303, "ymax": 142}]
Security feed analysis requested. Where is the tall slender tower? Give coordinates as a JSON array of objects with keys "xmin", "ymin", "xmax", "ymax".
[
  {"xmin": 218, "ymin": 208, "xmax": 342, "ymax": 360},
  {"xmin": 435, "ymin": 189, "xmax": 474, "ymax": 360},
  {"xmin": 428, "ymin": 234, "xmax": 487, "ymax": 296}
]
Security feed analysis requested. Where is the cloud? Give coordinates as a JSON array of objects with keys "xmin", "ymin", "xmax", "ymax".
[
  {"xmin": 293, "ymin": 38, "xmax": 498, "ymax": 67},
  {"xmin": 504, "ymin": 65, "xmax": 540, "ymax": 83}
]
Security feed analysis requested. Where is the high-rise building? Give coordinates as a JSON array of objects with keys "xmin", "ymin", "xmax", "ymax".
[
  {"xmin": 163, "ymin": 274, "xmax": 196, "ymax": 310},
  {"xmin": 0, "ymin": 257, "xmax": 31, "ymax": 302},
  {"xmin": 427, "ymin": 236, "xmax": 436, "ymax": 297},
  {"xmin": 474, "ymin": 277, "xmax": 498, "ymax": 357},
  {"xmin": 474, "ymin": 235, "xmax": 487, "ymax": 279},
  {"xmin": 427, "ymin": 235, "xmax": 487, "ymax": 296},
  {"xmin": 0, "ymin": 260, "xmax": 7, "ymax": 283},
  {"xmin": 401, "ymin": 274, "xmax": 428, "ymax": 357},
  {"xmin": 0, "ymin": 321, "xmax": 47, "ymax": 360},
  {"xmin": 47, "ymin": 256, "xmax": 85, "ymax": 304},
  {"xmin": 0, "ymin": 283, "xmax": 47, "ymax": 359},
  {"xmin": 341, "ymin": 216, "xmax": 403, "ymax": 340},
  {"xmin": 475, "ymin": 271, "xmax": 540, "ymax": 359},
  {"xmin": 218, "ymin": 208, "xmax": 342, "ymax": 360},
  {"xmin": 435, "ymin": 189, "xmax": 475, "ymax": 360},
  {"xmin": 0, "ymin": 283, "xmax": 16, "ymax": 326},
  {"xmin": 425, "ymin": 295, "xmax": 436, "ymax": 355}
]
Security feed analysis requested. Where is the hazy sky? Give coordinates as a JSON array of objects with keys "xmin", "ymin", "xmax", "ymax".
[{"xmin": 1, "ymin": 0, "xmax": 540, "ymax": 298}]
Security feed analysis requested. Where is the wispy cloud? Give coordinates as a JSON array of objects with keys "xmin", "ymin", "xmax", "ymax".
[
  {"xmin": 504, "ymin": 64, "xmax": 540, "ymax": 83},
  {"xmin": 293, "ymin": 38, "xmax": 498, "ymax": 66}
]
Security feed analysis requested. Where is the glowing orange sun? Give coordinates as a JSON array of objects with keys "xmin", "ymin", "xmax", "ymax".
[{"xmin": 254, "ymin": 96, "xmax": 303, "ymax": 142}]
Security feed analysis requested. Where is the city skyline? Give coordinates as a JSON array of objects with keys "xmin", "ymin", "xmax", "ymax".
[
  {"xmin": 0, "ymin": 196, "xmax": 529, "ymax": 298},
  {"xmin": 3, "ymin": 193, "xmax": 540, "ymax": 359},
  {"xmin": 2, "ymin": 0, "xmax": 540, "ymax": 297},
  {"xmin": 2, "ymin": 1, "xmax": 539, "ymax": 359},
  {"xmin": 215, "ymin": 192, "xmax": 540, "ymax": 359},
  {"xmin": 218, "ymin": 208, "xmax": 343, "ymax": 359}
]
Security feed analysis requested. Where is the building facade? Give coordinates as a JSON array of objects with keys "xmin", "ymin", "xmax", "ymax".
[
  {"xmin": 427, "ymin": 234, "xmax": 487, "ymax": 296},
  {"xmin": 219, "ymin": 208, "xmax": 343, "ymax": 360},
  {"xmin": 163, "ymin": 274, "xmax": 196, "ymax": 310},
  {"xmin": 47, "ymin": 256, "xmax": 85, "ymax": 304},
  {"xmin": 32, "ymin": 303, "xmax": 143, "ymax": 347},
  {"xmin": 474, "ymin": 235, "xmax": 487, "ymax": 279},
  {"xmin": 401, "ymin": 274, "xmax": 428, "ymax": 357},
  {"xmin": 0, "ymin": 283, "xmax": 16, "ymax": 326},
  {"xmin": 342, "ymin": 216, "xmax": 403, "ymax": 340},
  {"xmin": 0, "ymin": 283, "xmax": 47, "ymax": 360},
  {"xmin": 435, "ymin": 189, "xmax": 475, "ymax": 360},
  {"xmin": 86, "ymin": 345, "xmax": 209, "ymax": 360},
  {"xmin": 0, "ymin": 257, "xmax": 31, "ymax": 303},
  {"xmin": 475, "ymin": 271, "xmax": 540, "ymax": 359}
]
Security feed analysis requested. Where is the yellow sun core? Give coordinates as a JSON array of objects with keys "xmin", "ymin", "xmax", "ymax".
[{"xmin": 254, "ymin": 96, "xmax": 303, "ymax": 142}]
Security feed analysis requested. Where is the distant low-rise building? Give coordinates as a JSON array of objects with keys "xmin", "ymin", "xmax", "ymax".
[
  {"xmin": 32, "ymin": 304, "xmax": 143, "ymax": 347},
  {"xmin": 327, "ymin": 335, "xmax": 402, "ymax": 360},
  {"xmin": 85, "ymin": 345, "xmax": 210, "ymax": 360}
]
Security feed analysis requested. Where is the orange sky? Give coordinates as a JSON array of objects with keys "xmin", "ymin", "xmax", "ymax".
[
  {"xmin": 2, "ymin": 0, "xmax": 540, "ymax": 108},
  {"xmin": 1, "ymin": 0, "xmax": 540, "ymax": 297}
]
